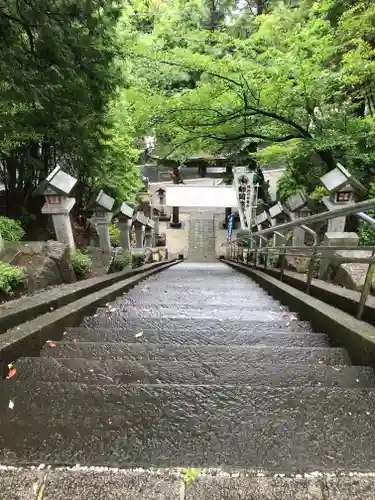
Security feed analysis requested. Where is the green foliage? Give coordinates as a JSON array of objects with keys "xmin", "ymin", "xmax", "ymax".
[
  {"xmin": 0, "ymin": 217, "xmax": 25, "ymax": 241},
  {"xmin": 0, "ymin": 262, "xmax": 26, "ymax": 294},
  {"xmin": 71, "ymin": 250, "xmax": 92, "ymax": 279},
  {"xmin": 109, "ymin": 223, "xmax": 121, "ymax": 247},
  {"xmin": 310, "ymin": 186, "xmax": 329, "ymax": 203},
  {"xmin": 276, "ymin": 168, "xmax": 304, "ymax": 203},
  {"xmin": 0, "ymin": 0, "xmax": 141, "ymax": 220},
  {"xmin": 358, "ymin": 181, "xmax": 375, "ymax": 246},
  {"xmin": 121, "ymin": 0, "xmax": 375, "ymax": 196},
  {"xmin": 132, "ymin": 251, "xmax": 146, "ymax": 268},
  {"xmin": 112, "ymin": 250, "xmax": 132, "ymax": 271},
  {"xmin": 183, "ymin": 468, "xmax": 201, "ymax": 485}
]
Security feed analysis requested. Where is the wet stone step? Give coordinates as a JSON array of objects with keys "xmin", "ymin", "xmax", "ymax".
[
  {"xmin": 0, "ymin": 383, "xmax": 375, "ymax": 469},
  {"xmin": 82, "ymin": 316, "xmax": 312, "ymax": 333},
  {"xmin": 64, "ymin": 327, "xmax": 329, "ymax": 347},
  {"xmin": 40, "ymin": 343, "xmax": 350, "ymax": 365},
  {"xmin": 115, "ymin": 299, "xmax": 282, "ymax": 311},
  {"xmin": 95, "ymin": 309, "xmax": 288, "ymax": 322},
  {"xmin": 13, "ymin": 357, "xmax": 375, "ymax": 387}
]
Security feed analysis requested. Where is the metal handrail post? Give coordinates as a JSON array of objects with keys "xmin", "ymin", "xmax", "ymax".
[
  {"xmin": 298, "ymin": 225, "xmax": 318, "ymax": 294},
  {"xmin": 258, "ymin": 235, "xmax": 268, "ymax": 267},
  {"xmin": 357, "ymin": 250, "xmax": 375, "ymax": 320},
  {"xmin": 279, "ymin": 244, "xmax": 287, "ymax": 281}
]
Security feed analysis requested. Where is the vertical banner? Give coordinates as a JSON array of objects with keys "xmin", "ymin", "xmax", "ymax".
[{"xmin": 227, "ymin": 214, "xmax": 235, "ymax": 243}]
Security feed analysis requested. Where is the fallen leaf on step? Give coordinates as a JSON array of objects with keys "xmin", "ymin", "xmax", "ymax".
[
  {"xmin": 6, "ymin": 367, "xmax": 16, "ymax": 379},
  {"xmin": 135, "ymin": 331, "xmax": 143, "ymax": 338},
  {"xmin": 49, "ymin": 343, "xmax": 56, "ymax": 348},
  {"xmin": 8, "ymin": 400, "xmax": 14, "ymax": 409}
]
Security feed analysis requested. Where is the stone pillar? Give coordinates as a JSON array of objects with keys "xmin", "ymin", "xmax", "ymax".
[
  {"xmin": 91, "ymin": 214, "xmax": 113, "ymax": 253},
  {"xmin": 170, "ymin": 206, "xmax": 182, "ymax": 228},
  {"xmin": 42, "ymin": 198, "xmax": 76, "ymax": 250},
  {"xmin": 145, "ymin": 227, "xmax": 153, "ymax": 247},
  {"xmin": 319, "ymin": 232, "xmax": 359, "ymax": 279},
  {"xmin": 134, "ymin": 222, "xmax": 145, "ymax": 249},
  {"xmin": 270, "ymin": 219, "xmax": 284, "ymax": 247},
  {"xmin": 291, "ymin": 208, "xmax": 311, "ymax": 247},
  {"xmin": 118, "ymin": 218, "xmax": 132, "ymax": 250}
]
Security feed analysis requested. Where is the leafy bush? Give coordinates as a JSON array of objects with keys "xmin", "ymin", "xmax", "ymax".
[
  {"xmin": 0, "ymin": 217, "xmax": 25, "ymax": 241},
  {"xmin": 0, "ymin": 262, "xmax": 26, "ymax": 294},
  {"xmin": 112, "ymin": 250, "xmax": 132, "ymax": 271},
  {"xmin": 71, "ymin": 250, "xmax": 92, "ymax": 278},
  {"xmin": 109, "ymin": 223, "xmax": 121, "ymax": 247},
  {"xmin": 132, "ymin": 251, "xmax": 146, "ymax": 268},
  {"xmin": 310, "ymin": 186, "xmax": 329, "ymax": 203}
]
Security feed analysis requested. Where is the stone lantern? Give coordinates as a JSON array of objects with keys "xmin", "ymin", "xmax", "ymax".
[
  {"xmin": 87, "ymin": 190, "xmax": 115, "ymax": 253},
  {"xmin": 132, "ymin": 212, "xmax": 148, "ymax": 249},
  {"xmin": 153, "ymin": 207, "xmax": 161, "ymax": 236},
  {"xmin": 145, "ymin": 218, "xmax": 155, "ymax": 248},
  {"xmin": 269, "ymin": 202, "xmax": 288, "ymax": 247},
  {"xmin": 35, "ymin": 166, "xmax": 77, "ymax": 250},
  {"xmin": 285, "ymin": 191, "xmax": 310, "ymax": 246},
  {"xmin": 320, "ymin": 163, "xmax": 366, "ymax": 232},
  {"xmin": 117, "ymin": 202, "xmax": 134, "ymax": 251},
  {"xmin": 157, "ymin": 188, "xmax": 166, "ymax": 206}
]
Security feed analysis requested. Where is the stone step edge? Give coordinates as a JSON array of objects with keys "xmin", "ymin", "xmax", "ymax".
[{"xmin": 2, "ymin": 464, "xmax": 375, "ymax": 479}]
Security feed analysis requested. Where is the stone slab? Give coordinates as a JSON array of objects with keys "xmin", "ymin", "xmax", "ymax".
[
  {"xmin": 63, "ymin": 327, "xmax": 329, "ymax": 347},
  {"xmin": 185, "ymin": 475, "xmax": 323, "ymax": 500},
  {"xmin": 40, "ymin": 343, "xmax": 349, "ymax": 364},
  {"xmin": 82, "ymin": 316, "xmax": 312, "ymax": 334},
  {"xmin": 0, "ymin": 260, "xmax": 177, "ymax": 335},
  {"xmin": 14, "ymin": 357, "xmax": 375, "ymax": 387},
  {"xmin": 0, "ymin": 468, "xmax": 43, "ymax": 500},
  {"xmin": 43, "ymin": 470, "xmax": 180, "ymax": 500},
  {"xmin": 1, "ymin": 384, "xmax": 375, "ymax": 469}
]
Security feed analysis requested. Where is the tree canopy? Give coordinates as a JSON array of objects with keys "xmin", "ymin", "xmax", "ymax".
[
  {"xmin": 1, "ymin": 0, "xmax": 375, "ymax": 232},
  {"xmin": 121, "ymin": 0, "xmax": 375, "ymax": 197}
]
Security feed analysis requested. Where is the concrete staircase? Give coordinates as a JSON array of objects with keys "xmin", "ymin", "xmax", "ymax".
[
  {"xmin": 187, "ymin": 214, "xmax": 216, "ymax": 261},
  {"xmin": 2, "ymin": 262, "xmax": 375, "ymax": 481}
]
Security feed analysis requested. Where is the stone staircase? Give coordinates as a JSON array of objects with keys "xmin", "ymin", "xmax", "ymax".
[
  {"xmin": 2, "ymin": 262, "xmax": 375, "ymax": 480},
  {"xmin": 187, "ymin": 214, "xmax": 216, "ymax": 261}
]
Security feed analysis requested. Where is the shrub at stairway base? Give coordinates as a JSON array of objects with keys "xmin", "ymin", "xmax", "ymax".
[
  {"xmin": 0, "ymin": 262, "xmax": 26, "ymax": 295},
  {"xmin": 71, "ymin": 250, "xmax": 93, "ymax": 279}
]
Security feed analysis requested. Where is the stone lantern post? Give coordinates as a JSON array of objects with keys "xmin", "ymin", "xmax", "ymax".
[
  {"xmin": 117, "ymin": 202, "xmax": 134, "ymax": 251},
  {"xmin": 153, "ymin": 207, "xmax": 161, "ymax": 239},
  {"xmin": 35, "ymin": 166, "xmax": 77, "ymax": 250},
  {"xmin": 318, "ymin": 164, "xmax": 366, "ymax": 278},
  {"xmin": 269, "ymin": 202, "xmax": 288, "ymax": 247},
  {"xmin": 87, "ymin": 190, "xmax": 115, "ymax": 253},
  {"xmin": 320, "ymin": 163, "xmax": 366, "ymax": 232},
  {"xmin": 132, "ymin": 212, "xmax": 148, "ymax": 249},
  {"xmin": 145, "ymin": 219, "xmax": 155, "ymax": 247},
  {"xmin": 285, "ymin": 191, "xmax": 310, "ymax": 247}
]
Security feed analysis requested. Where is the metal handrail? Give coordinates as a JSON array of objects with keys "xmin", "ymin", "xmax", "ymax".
[
  {"xmin": 226, "ymin": 197, "xmax": 375, "ymax": 319},
  {"xmin": 251, "ymin": 198, "xmax": 375, "ymax": 238}
]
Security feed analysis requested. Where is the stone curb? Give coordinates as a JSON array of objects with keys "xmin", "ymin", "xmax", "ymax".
[
  {"xmin": 245, "ymin": 262, "xmax": 375, "ymax": 327},
  {"xmin": 2, "ymin": 466, "xmax": 375, "ymax": 500},
  {"xmin": 0, "ymin": 260, "xmax": 175, "ymax": 335},
  {"xmin": 224, "ymin": 260, "xmax": 375, "ymax": 368},
  {"xmin": 0, "ymin": 260, "xmax": 179, "ymax": 375}
]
